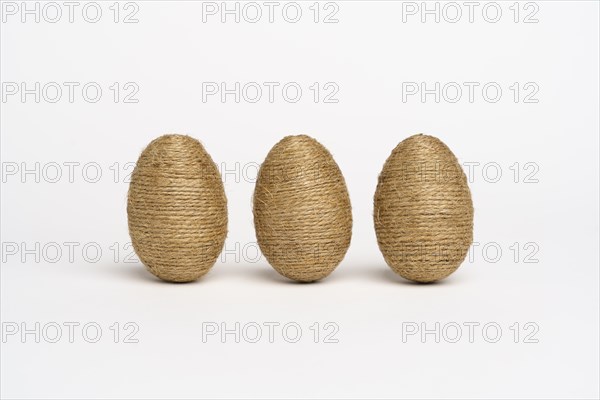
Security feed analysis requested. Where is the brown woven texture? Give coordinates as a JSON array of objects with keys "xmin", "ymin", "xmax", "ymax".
[
  {"xmin": 253, "ymin": 135, "xmax": 352, "ymax": 282},
  {"xmin": 374, "ymin": 134, "xmax": 473, "ymax": 283},
  {"xmin": 127, "ymin": 134, "xmax": 228, "ymax": 283}
]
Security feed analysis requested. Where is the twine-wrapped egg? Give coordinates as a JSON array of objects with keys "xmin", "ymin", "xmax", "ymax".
[
  {"xmin": 127, "ymin": 134, "xmax": 228, "ymax": 282},
  {"xmin": 253, "ymin": 135, "xmax": 352, "ymax": 282},
  {"xmin": 374, "ymin": 134, "xmax": 473, "ymax": 283}
]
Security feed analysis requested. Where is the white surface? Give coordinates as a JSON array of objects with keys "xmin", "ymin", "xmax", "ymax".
[{"xmin": 1, "ymin": 1, "xmax": 599, "ymax": 399}]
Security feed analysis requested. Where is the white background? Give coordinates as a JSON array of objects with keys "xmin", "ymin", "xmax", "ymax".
[{"xmin": 1, "ymin": 1, "xmax": 599, "ymax": 398}]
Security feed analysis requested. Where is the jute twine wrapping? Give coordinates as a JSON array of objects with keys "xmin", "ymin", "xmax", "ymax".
[
  {"xmin": 253, "ymin": 135, "xmax": 352, "ymax": 282},
  {"xmin": 127, "ymin": 134, "xmax": 228, "ymax": 283},
  {"xmin": 374, "ymin": 134, "xmax": 473, "ymax": 283}
]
